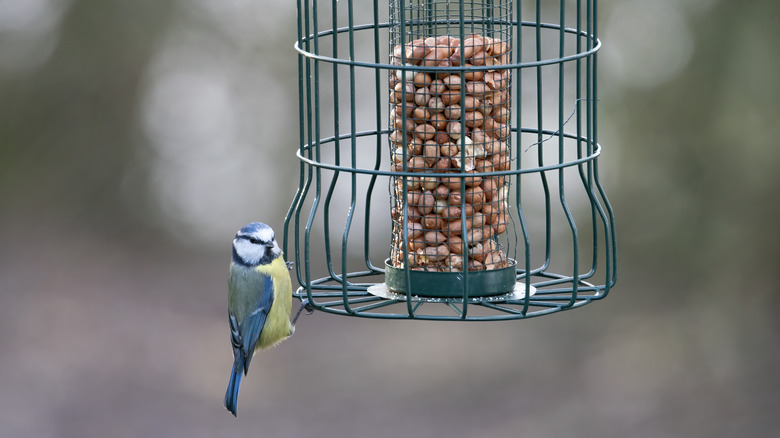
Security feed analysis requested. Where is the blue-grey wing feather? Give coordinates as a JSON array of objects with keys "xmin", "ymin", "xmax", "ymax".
[
  {"xmin": 228, "ymin": 314, "xmax": 242, "ymax": 352},
  {"xmin": 238, "ymin": 274, "xmax": 274, "ymax": 373}
]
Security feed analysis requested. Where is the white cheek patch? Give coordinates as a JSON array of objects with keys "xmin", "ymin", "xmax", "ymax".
[{"xmin": 233, "ymin": 238, "xmax": 263, "ymax": 265}]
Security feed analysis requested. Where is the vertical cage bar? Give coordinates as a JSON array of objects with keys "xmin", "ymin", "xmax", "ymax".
[
  {"xmin": 304, "ymin": 0, "xmax": 324, "ymax": 305},
  {"xmin": 592, "ymin": 0, "xmax": 618, "ymax": 294},
  {"xmin": 555, "ymin": 0, "xmax": 579, "ymax": 309},
  {"xmin": 284, "ymin": 0, "xmax": 308, "ymax": 279},
  {"xmin": 513, "ymin": 0, "xmax": 530, "ymax": 314},
  {"xmin": 297, "ymin": 0, "xmax": 315, "ymax": 300},
  {"xmin": 364, "ymin": 0, "xmax": 384, "ymax": 273},
  {"xmin": 342, "ymin": 0, "xmax": 359, "ymax": 313},
  {"xmin": 575, "ymin": 0, "xmax": 598, "ymax": 282},
  {"xmin": 396, "ymin": 0, "xmax": 416, "ymax": 316},
  {"xmin": 322, "ymin": 0, "xmax": 341, "ymax": 286},
  {"xmin": 458, "ymin": 0, "xmax": 470, "ymax": 319},
  {"xmin": 534, "ymin": 0, "xmax": 552, "ymax": 276}
]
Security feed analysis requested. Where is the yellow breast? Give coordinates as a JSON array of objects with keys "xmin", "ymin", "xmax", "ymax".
[{"xmin": 253, "ymin": 256, "xmax": 294, "ymax": 350}]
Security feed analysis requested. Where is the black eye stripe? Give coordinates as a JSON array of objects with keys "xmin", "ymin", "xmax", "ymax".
[
  {"xmin": 240, "ymin": 235, "xmax": 274, "ymax": 246},
  {"xmin": 238, "ymin": 235, "xmax": 260, "ymax": 244}
]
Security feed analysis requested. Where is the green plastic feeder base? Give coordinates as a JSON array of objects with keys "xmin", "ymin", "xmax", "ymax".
[{"xmin": 384, "ymin": 259, "xmax": 518, "ymax": 298}]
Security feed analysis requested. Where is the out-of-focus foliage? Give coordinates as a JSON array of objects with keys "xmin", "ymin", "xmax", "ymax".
[{"xmin": 1, "ymin": 0, "xmax": 778, "ymax": 437}]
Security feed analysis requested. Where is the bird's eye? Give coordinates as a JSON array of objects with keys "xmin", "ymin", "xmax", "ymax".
[{"xmin": 248, "ymin": 237, "xmax": 261, "ymax": 245}]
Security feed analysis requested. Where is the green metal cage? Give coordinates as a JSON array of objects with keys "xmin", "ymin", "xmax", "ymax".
[{"xmin": 283, "ymin": 0, "xmax": 617, "ymax": 321}]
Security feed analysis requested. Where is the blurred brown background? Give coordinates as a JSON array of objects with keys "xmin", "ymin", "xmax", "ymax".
[{"xmin": 1, "ymin": 0, "xmax": 778, "ymax": 437}]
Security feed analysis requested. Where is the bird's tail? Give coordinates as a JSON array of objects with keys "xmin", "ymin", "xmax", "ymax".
[{"xmin": 224, "ymin": 356, "xmax": 243, "ymax": 416}]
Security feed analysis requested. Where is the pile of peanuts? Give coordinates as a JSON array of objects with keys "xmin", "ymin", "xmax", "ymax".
[{"xmin": 388, "ymin": 34, "xmax": 512, "ymax": 272}]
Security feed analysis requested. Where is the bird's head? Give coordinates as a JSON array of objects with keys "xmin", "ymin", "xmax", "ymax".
[{"xmin": 232, "ymin": 222, "xmax": 281, "ymax": 267}]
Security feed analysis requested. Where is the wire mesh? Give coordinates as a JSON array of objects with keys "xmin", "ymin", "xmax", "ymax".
[
  {"xmin": 388, "ymin": 2, "xmax": 513, "ymax": 279},
  {"xmin": 284, "ymin": 0, "xmax": 617, "ymax": 321}
]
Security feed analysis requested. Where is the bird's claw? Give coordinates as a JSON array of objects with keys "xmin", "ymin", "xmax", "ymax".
[
  {"xmin": 286, "ymin": 261, "xmax": 294, "ymax": 270},
  {"xmin": 303, "ymin": 299, "xmax": 315, "ymax": 315},
  {"xmin": 291, "ymin": 299, "xmax": 314, "ymax": 326}
]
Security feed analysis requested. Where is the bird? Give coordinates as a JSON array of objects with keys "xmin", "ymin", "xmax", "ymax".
[{"xmin": 223, "ymin": 222, "xmax": 308, "ymax": 417}]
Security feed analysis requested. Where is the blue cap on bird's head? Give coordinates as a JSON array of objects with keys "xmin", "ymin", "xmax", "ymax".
[
  {"xmin": 236, "ymin": 222, "xmax": 272, "ymax": 239},
  {"xmin": 232, "ymin": 222, "xmax": 280, "ymax": 266}
]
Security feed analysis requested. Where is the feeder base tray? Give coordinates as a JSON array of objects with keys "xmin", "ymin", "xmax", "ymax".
[
  {"xmin": 384, "ymin": 259, "xmax": 521, "ymax": 298},
  {"xmin": 367, "ymin": 281, "xmax": 536, "ymax": 303}
]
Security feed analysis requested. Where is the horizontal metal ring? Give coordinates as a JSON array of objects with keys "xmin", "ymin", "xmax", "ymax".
[
  {"xmin": 295, "ymin": 128, "xmax": 602, "ymax": 176},
  {"xmin": 295, "ymin": 20, "xmax": 600, "ymax": 70}
]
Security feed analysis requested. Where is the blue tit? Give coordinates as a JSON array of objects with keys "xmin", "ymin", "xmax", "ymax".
[{"xmin": 224, "ymin": 222, "xmax": 294, "ymax": 417}]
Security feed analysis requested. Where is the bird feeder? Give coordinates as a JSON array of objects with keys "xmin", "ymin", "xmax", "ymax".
[{"xmin": 284, "ymin": 0, "xmax": 617, "ymax": 321}]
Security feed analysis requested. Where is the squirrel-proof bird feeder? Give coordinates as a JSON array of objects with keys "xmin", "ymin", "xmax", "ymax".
[{"xmin": 283, "ymin": 0, "xmax": 617, "ymax": 321}]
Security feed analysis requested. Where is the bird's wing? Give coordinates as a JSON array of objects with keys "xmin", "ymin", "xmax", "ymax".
[{"xmin": 239, "ymin": 274, "xmax": 274, "ymax": 373}]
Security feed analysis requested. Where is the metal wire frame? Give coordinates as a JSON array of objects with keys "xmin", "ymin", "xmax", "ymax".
[{"xmin": 283, "ymin": 0, "xmax": 617, "ymax": 321}]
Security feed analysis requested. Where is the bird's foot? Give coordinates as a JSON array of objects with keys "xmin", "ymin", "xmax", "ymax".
[{"xmin": 291, "ymin": 299, "xmax": 314, "ymax": 326}]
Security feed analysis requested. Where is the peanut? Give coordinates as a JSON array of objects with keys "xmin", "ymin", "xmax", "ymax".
[
  {"xmin": 442, "ymin": 75, "xmax": 461, "ymax": 90},
  {"xmin": 430, "ymin": 113, "xmax": 448, "ymax": 131},
  {"xmin": 413, "ymin": 71, "xmax": 432, "ymax": 88},
  {"xmin": 414, "ymin": 123, "xmax": 436, "ymax": 140},
  {"xmin": 424, "ymin": 231, "xmax": 448, "ymax": 246},
  {"xmin": 428, "ymin": 96, "xmax": 445, "ymax": 113},
  {"xmin": 434, "ymin": 184, "xmax": 450, "ymax": 199},
  {"xmin": 443, "ymin": 104, "xmax": 461, "ymax": 121},
  {"xmin": 419, "ymin": 190, "xmax": 435, "ymax": 215}
]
